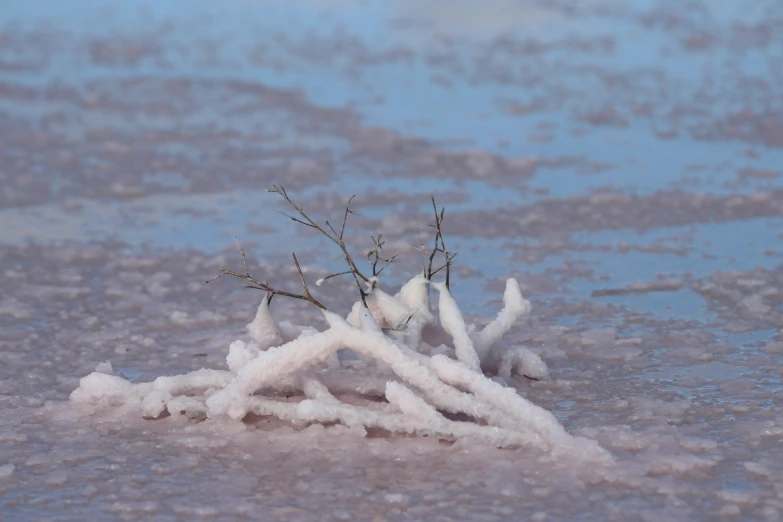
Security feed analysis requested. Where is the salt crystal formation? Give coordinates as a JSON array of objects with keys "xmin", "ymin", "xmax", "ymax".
[
  {"xmin": 71, "ymin": 273, "xmax": 606, "ymax": 460},
  {"xmin": 70, "ymin": 189, "xmax": 608, "ymax": 460}
]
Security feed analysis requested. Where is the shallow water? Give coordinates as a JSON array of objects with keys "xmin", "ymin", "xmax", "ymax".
[{"xmin": 2, "ymin": 1, "xmax": 783, "ymax": 520}]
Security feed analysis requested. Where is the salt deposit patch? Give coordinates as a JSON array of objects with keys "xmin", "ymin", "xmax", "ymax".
[{"xmin": 69, "ymin": 274, "xmax": 602, "ymax": 458}]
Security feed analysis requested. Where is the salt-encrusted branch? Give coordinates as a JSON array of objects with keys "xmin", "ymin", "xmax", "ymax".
[
  {"xmin": 210, "ymin": 304, "xmax": 518, "ymax": 431},
  {"xmin": 296, "ymin": 387, "xmax": 543, "ymax": 449},
  {"xmin": 382, "ymin": 382, "xmax": 542, "ymax": 447},
  {"xmin": 334, "ymin": 309, "xmax": 519, "ymax": 431},
  {"xmin": 277, "ymin": 321, "xmax": 319, "ymax": 343},
  {"xmin": 69, "ymin": 190, "xmax": 608, "ymax": 457},
  {"xmin": 428, "ymin": 355, "xmax": 610, "ymax": 460},
  {"xmin": 69, "ymin": 275, "xmax": 602, "ymax": 457},
  {"xmin": 70, "ymin": 369, "xmax": 235, "ymax": 420},
  {"xmin": 431, "ymin": 281, "xmax": 481, "ymax": 371},
  {"xmin": 141, "ymin": 369, "xmax": 235, "ymax": 418},
  {"xmin": 473, "ymin": 278, "xmax": 532, "ymax": 360},
  {"xmin": 301, "ymin": 376, "xmax": 341, "ymax": 404},
  {"xmin": 246, "ymin": 396, "xmax": 304, "ymax": 425},
  {"xmin": 206, "ymin": 312, "xmax": 347, "ymax": 419}
]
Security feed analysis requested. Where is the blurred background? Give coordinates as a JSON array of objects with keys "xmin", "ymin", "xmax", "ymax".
[{"xmin": 2, "ymin": 0, "xmax": 782, "ymax": 316}]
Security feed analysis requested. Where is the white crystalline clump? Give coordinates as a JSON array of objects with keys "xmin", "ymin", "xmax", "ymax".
[
  {"xmin": 70, "ymin": 368, "xmax": 233, "ymax": 419},
  {"xmin": 508, "ymin": 347, "xmax": 548, "ymax": 380},
  {"xmin": 207, "ymin": 313, "xmax": 346, "ymax": 419},
  {"xmin": 396, "ymin": 272, "xmax": 430, "ymax": 313},
  {"xmin": 486, "ymin": 343, "xmax": 549, "ymax": 380},
  {"xmin": 246, "ymin": 297, "xmax": 283, "ymax": 350},
  {"xmin": 226, "ymin": 340, "xmax": 261, "ymax": 373},
  {"xmin": 142, "ymin": 369, "xmax": 234, "ymax": 418},
  {"xmin": 277, "ymin": 321, "xmax": 319, "ymax": 342},
  {"xmin": 69, "ymin": 270, "xmax": 605, "ymax": 460},
  {"xmin": 70, "ymin": 372, "xmax": 137, "ymax": 406},
  {"xmin": 389, "ymin": 273, "xmax": 435, "ymax": 349},
  {"xmin": 344, "ymin": 300, "xmax": 365, "ymax": 328},
  {"xmin": 358, "ymin": 303, "xmax": 383, "ymax": 334},
  {"xmin": 345, "ymin": 293, "xmax": 387, "ymax": 328},
  {"xmin": 372, "ymin": 287, "xmax": 414, "ymax": 328}
]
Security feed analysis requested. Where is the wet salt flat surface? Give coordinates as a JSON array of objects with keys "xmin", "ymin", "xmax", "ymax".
[{"xmin": 2, "ymin": 0, "xmax": 783, "ymax": 520}]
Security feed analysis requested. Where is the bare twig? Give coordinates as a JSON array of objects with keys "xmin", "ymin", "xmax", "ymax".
[
  {"xmin": 435, "ymin": 206, "xmax": 456, "ymax": 288},
  {"xmin": 426, "ymin": 197, "xmax": 442, "ymax": 280},
  {"xmin": 268, "ymin": 185, "xmax": 371, "ymax": 283},
  {"xmin": 366, "ymin": 233, "xmax": 399, "ymax": 279},
  {"xmin": 408, "ymin": 216, "xmax": 428, "ymax": 274},
  {"xmin": 430, "ymin": 252, "xmax": 457, "ymax": 278},
  {"xmin": 291, "ymin": 253, "xmax": 318, "ymax": 304},
  {"xmin": 206, "ymin": 189, "xmax": 458, "ymax": 310},
  {"xmin": 316, "ymin": 270, "xmax": 354, "ymax": 286},
  {"xmin": 346, "ymin": 255, "xmax": 369, "ymax": 308},
  {"xmin": 339, "ymin": 195, "xmax": 356, "ymax": 241},
  {"xmin": 423, "ymin": 197, "xmax": 457, "ymax": 288},
  {"xmin": 230, "ymin": 231, "xmax": 248, "ymax": 276},
  {"xmin": 375, "ymin": 253, "xmax": 399, "ymax": 277},
  {"xmin": 203, "ymin": 238, "xmax": 326, "ymax": 309}
]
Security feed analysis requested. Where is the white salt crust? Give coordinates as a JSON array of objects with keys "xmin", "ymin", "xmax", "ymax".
[{"xmin": 70, "ymin": 276, "xmax": 607, "ymax": 460}]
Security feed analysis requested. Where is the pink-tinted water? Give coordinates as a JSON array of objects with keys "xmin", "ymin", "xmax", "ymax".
[{"xmin": 2, "ymin": 1, "xmax": 783, "ymax": 520}]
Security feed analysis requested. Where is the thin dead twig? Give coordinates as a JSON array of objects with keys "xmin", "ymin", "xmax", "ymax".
[
  {"xmin": 316, "ymin": 270, "xmax": 354, "ymax": 286},
  {"xmin": 408, "ymin": 216, "xmax": 428, "ymax": 274},
  {"xmin": 426, "ymin": 197, "xmax": 441, "ymax": 280},
  {"xmin": 425, "ymin": 196, "xmax": 457, "ymax": 288},
  {"xmin": 269, "ymin": 185, "xmax": 371, "ymax": 284},
  {"xmin": 203, "ymin": 237, "xmax": 326, "ymax": 310},
  {"xmin": 367, "ymin": 233, "xmax": 399, "ymax": 279},
  {"xmin": 346, "ymin": 255, "xmax": 369, "ymax": 308},
  {"xmin": 430, "ymin": 252, "xmax": 457, "ymax": 278}
]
